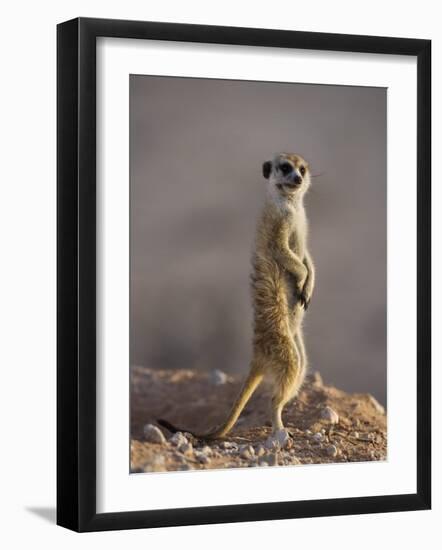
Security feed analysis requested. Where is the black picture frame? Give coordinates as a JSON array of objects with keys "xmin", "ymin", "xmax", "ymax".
[{"xmin": 57, "ymin": 17, "xmax": 431, "ymax": 532}]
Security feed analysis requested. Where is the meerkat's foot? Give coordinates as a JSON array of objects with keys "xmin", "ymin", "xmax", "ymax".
[
  {"xmin": 272, "ymin": 425, "xmax": 287, "ymax": 435},
  {"xmin": 265, "ymin": 426, "xmax": 292, "ymax": 451},
  {"xmin": 271, "ymin": 426, "xmax": 287, "ymax": 437}
]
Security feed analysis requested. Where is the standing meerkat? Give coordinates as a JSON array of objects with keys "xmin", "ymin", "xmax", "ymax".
[{"xmin": 159, "ymin": 152, "xmax": 315, "ymax": 438}]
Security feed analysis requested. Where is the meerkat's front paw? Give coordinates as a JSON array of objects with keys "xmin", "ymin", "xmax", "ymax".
[
  {"xmin": 300, "ymin": 294, "xmax": 310, "ymax": 310},
  {"xmin": 295, "ymin": 288, "xmax": 310, "ymax": 310}
]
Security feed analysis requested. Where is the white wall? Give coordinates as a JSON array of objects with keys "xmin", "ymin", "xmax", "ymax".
[{"xmin": 0, "ymin": 0, "xmax": 439, "ymax": 548}]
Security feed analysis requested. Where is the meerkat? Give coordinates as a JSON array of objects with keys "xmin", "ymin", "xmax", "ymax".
[{"xmin": 158, "ymin": 152, "xmax": 315, "ymax": 438}]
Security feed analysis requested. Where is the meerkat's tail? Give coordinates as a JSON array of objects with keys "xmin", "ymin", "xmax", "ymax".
[
  {"xmin": 156, "ymin": 418, "xmax": 213, "ymax": 438},
  {"xmin": 157, "ymin": 368, "xmax": 264, "ymax": 440},
  {"xmin": 156, "ymin": 418, "xmax": 187, "ymax": 434},
  {"xmin": 206, "ymin": 369, "xmax": 264, "ymax": 439},
  {"xmin": 156, "ymin": 417, "xmax": 213, "ymax": 439}
]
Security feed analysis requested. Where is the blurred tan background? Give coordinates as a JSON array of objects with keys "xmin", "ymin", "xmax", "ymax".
[{"xmin": 130, "ymin": 75, "xmax": 387, "ymax": 405}]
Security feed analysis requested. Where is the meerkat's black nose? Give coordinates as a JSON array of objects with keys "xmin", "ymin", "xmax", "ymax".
[{"xmin": 292, "ymin": 174, "xmax": 302, "ymax": 185}]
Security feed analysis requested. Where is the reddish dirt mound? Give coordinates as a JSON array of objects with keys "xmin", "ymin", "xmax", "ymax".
[{"xmin": 131, "ymin": 366, "xmax": 387, "ymax": 473}]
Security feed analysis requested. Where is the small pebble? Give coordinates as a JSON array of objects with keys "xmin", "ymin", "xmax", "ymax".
[
  {"xmin": 312, "ymin": 432, "xmax": 324, "ymax": 442},
  {"xmin": 170, "ymin": 432, "xmax": 188, "ymax": 447},
  {"xmin": 171, "ymin": 452, "xmax": 187, "ymax": 463},
  {"xmin": 358, "ymin": 433, "xmax": 375, "ymax": 442},
  {"xmin": 209, "ymin": 369, "xmax": 228, "ymax": 385},
  {"xmin": 178, "ymin": 442, "xmax": 193, "ymax": 456},
  {"xmin": 326, "ymin": 444, "xmax": 338, "ymax": 458},
  {"xmin": 220, "ymin": 441, "xmax": 238, "ymax": 451},
  {"xmin": 194, "ymin": 451, "xmax": 211, "ymax": 464},
  {"xmin": 143, "ymin": 424, "xmax": 166, "ymax": 444},
  {"xmin": 320, "ymin": 406, "xmax": 339, "ymax": 424}
]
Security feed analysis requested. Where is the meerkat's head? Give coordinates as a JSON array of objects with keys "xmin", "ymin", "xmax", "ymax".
[{"xmin": 262, "ymin": 153, "xmax": 311, "ymax": 204}]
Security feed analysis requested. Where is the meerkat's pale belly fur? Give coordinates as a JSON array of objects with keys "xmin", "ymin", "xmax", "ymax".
[{"xmin": 252, "ymin": 203, "xmax": 306, "ymax": 368}]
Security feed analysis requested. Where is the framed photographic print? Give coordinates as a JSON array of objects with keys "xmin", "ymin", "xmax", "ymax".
[{"xmin": 57, "ymin": 17, "xmax": 431, "ymax": 532}]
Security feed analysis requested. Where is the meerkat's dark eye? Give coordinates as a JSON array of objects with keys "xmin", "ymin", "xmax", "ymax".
[
  {"xmin": 299, "ymin": 166, "xmax": 306, "ymax": 176},
  {"xmin": 279, "ymin": 162, "xmax": 293, "ymax": 175}
]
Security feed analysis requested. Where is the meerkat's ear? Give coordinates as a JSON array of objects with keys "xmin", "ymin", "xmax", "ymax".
[{"xmin": 262, "ymin": 161, "xmax": 272, "ymax": 179}]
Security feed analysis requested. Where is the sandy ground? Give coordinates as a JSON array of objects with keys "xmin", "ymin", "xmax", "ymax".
[{"xmin": 130, "ymin": 366, "xmax": 387, "ymax": 473}]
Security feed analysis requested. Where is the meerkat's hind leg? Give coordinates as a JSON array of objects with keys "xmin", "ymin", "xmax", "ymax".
[
  {"xmin": 270, "ymin": 345, "xmax": 303, "ymax": 432},
  {"xmin": 294, "ymin": 327, "xmax": 308, "ymax": 382}
]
